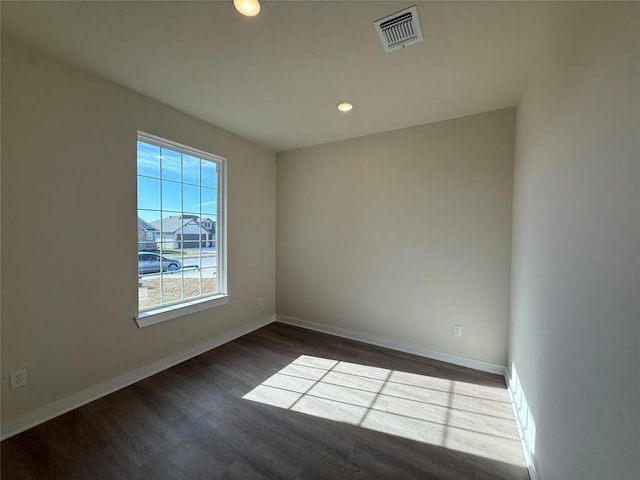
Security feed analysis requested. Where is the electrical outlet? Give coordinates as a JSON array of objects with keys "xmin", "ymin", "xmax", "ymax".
[
  {"xmin": 257, "ymin": 297, "xmax": 264, "ymax": 307},
  {"xmin": 453, "ymin": 325, "xmax": 463, "ymax": 337},
  {"xmin": 10, "ymin": 369, "xmax": 27, "ymax": 389}
]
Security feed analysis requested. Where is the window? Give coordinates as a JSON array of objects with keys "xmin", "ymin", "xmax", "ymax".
[{"xmin": 136, "ymin": 132, "xmax": 227, "ymax": 326}]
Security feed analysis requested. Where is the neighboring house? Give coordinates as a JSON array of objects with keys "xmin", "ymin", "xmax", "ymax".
[
  {"xmin": 137, "ymin": 217, "xmax": 158, "ymax": 251},
  {"xmin": 150, "ymin": 215, "xmax": 213, "ymax": 249},
  {"xmin": 198, "ymin": 217, "xmax": 216, "ymax": 247}
]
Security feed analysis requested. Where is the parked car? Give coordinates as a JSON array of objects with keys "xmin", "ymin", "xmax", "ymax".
[{"xmin": 138, "ymin": 252, "xmax": 182, "ymax": 274}]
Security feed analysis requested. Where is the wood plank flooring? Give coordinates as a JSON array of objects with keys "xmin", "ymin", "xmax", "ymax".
[{"xmin": 1, "ymin": 323, "xmax": 529, "ymax": 480}]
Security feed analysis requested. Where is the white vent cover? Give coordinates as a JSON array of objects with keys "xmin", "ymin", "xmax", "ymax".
[{"xmin": 374, "ymin": 5, "xmax": 423, "ymax": 52}]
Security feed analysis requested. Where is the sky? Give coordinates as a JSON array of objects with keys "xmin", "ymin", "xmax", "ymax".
[{"xmin": 137, "ymin": 141, "xmax": 218, "ymax": 223}]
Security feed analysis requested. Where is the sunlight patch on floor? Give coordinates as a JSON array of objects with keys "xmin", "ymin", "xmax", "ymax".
[{"xmin": 243, "ymin": 355, "xmax": 526, "ymax": 467}]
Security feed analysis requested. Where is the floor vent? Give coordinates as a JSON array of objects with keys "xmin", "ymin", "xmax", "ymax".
[{"xmin": 374, "ymin": 5, "xmax": 423, "ymax": 52}]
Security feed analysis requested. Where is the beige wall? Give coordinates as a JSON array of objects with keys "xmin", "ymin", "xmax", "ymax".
[
  {"xmin": 1, "ymin": 39, "xmax": 276, "ymax": 425},
  {"xmin": 510, "ymin": 3, "xmax": 640, "ymax": 479},
  {"xmin": 277, "ymin": 109, "xmax": 515, "ymax": 365}
]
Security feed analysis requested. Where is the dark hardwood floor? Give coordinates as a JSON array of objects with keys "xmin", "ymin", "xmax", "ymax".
[{"xmin": 1, "ymin": 323, "xmax": 529, "ymax": 480}]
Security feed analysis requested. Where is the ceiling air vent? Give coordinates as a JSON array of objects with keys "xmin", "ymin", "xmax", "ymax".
[{"xmin": 374, "ymin": 5, "xmax": 423, "ymax": 52}]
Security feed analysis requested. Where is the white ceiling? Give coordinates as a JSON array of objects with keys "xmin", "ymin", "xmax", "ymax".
[{"xmin": 1, "ymin": 1, "xmax": 554, "ymax": 152}]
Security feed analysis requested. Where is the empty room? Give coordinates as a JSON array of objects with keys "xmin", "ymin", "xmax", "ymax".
[{"xmin": 1, "ymin": 1, "xmax": 638, "ymax": 479}]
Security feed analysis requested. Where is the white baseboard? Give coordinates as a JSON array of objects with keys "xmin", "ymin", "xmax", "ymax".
[
  {"xmin": 504, "ymin": 369, "xmax": 540, "ymax": 480},
  {"xmin": 276, "ymin": 315, "xmax": 507, "ymax": 376},
  {"xmin": 0, "ymin": 314, "xmax": 276, "ymax": 441}
]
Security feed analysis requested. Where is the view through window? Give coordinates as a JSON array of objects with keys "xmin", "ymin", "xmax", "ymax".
[{"xmin": 137, "ymin": 132, "xmax": 225, "ymax": 312}]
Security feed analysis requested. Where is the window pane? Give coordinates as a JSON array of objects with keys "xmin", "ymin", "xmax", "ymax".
[
  {"xmin": 158, "ymin": 241, "xmax": 175, "ymax": 253},
  {"xmin": 200, "ymin": 246, "xmax": 216, "ymax": 268},
  {"xmin": 138, "ymin": 209, "xmax": 160, "ymax": 224},
  {"xmin": 183, "ymin": 154, "xmax": 200, "ymax": 185},
  {"xmin": 161, "ymin": 272, "xmax": 183, "ymax": 304},
  {"xmin": 201, "ymin": 215, "xmax": 217, "ymax": 247},
  {"xmin": 162, "ymin": 180, "xmax": 181, "ymax": 212},
  {"xmin": 161, "ymin": 149, "xmax": 182, "ymax": 182},
  {"xmin": 201, "ymin": 268, "xmax": 218, "ymax": 295},
  {"xmin": 201, "ymin": 187, "xmax": 217, "ymax": 216},
  {"xmin": 137, "ymin": 142, "xmax": 160, "ymax": 178},
  {"xmin": 201, "ymin": 160, "xmax": 217, "ymax": 188},
  {"xmin": 181, "ymin": 254, "xmax": 199, "ymax": 271},
  {"xmin": 183, "ymin": 269, "xmax": 202, "ymax": 299},
  {"xmin": 183, "ymin": 184, "xmax": 200, "ymax": 215},
  {"xmin": 139, "ymin": 276, "xmax": 162, "ymax": 310},
  {"xmin": 138, "ymin": 177, "xmax": 160, "ymax": 210}
]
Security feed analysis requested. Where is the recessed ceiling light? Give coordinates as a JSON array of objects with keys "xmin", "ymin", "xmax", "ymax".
[
  {"xmin": 337, "ymin": 102, "xmax": 353, "ymax": 113},
  {"xmin": 234, "ymin": 0, "xmax": 260, "ymax": 16}
]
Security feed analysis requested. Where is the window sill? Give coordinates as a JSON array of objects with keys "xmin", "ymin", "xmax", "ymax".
[{"xmin": 135, "ymin": 294, "xmax": 229, "ymax": 328}]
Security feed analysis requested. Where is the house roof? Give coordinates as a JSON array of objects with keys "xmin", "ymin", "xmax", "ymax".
[
  {"xmin": 138, "ymin": 217, "xmax": 158, "ymax": 232},
  {"xmin": 150, "ymin": 216, "xmax": 209, "ymax": 235},
  {"xmin": 199, "ymin": 217, "xmax": 215, "ymax": 233}
]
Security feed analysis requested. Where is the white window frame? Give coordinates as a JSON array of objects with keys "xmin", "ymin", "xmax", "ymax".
[{"xmin": 135, "ymin": 131, "xmax": 228, "ymax": 328}]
